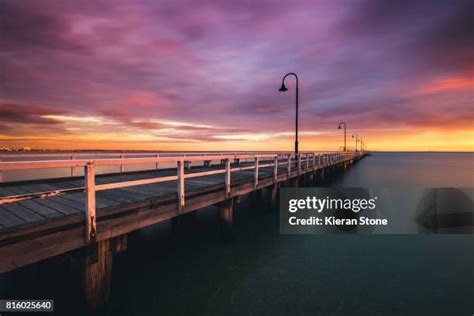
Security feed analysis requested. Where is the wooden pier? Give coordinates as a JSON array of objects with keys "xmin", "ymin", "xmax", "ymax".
[{"xmin": 0, "ymin": 151, "xmax": 365, "ymax": 308}]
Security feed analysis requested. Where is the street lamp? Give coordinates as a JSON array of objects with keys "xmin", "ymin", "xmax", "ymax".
[
  {"xmin": 338, "ymin": 122, "xmax": 347, "ymax": 152},
  {"xmin": 278, "ymin": 72, "xmax": 299, "ymax": 157},
  {"xmin": 352, "ymin": 133, "xmax": 358, "ymax": 152}
]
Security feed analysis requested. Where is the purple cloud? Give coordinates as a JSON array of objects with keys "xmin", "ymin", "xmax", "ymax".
[{"xmin": 0, "ymin": 0, "xmax": 472, "ymax": 149}]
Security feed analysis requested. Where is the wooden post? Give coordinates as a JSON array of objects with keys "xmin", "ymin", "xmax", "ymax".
[
  {"xmin": 70, "ymin": 155, "xmax": 76, "ymax": 177},
  {"xmin": 184, "ymin": 161, "xmax": 191, "ymax": 170},
  {"xmin": 225, "ymin": 159, "xmax": 231, "ymax": 198},
  {"xmin": 85, "ymin": 163, "xmax": 97, "ymax": 243},
  {"xmin": 155, "ymin": 154, "xmax": 159, "ymax": 170},
  {"xmin": 312, "ymin": 154, "xmax": 316, "ymax": 169},
  {"xmin": 120, "ymin": 155, "xmax": 125, "ymax": 173},
  {"xmin": 273, "ymin": 156, "xmax": 278, "ymax": 182},
  {"xmin": 270, "ymin": 182, "xmax": 279, "ymax": 203},
  {"xmin": 287, "ymin": 155, "xmax": 291, "ymax": 176},
  {"xmin": 177, "ymin": 161, "xmax": 185, "ymax": 213},
  {"xmin": 298, "ymin": 156, "xmax": 301, "ymax": 174},
  {"xmin": 318, "ymin": 154, "xmax": 321, "ymax": 165},
  {"xmin": 0, "ymin": 156, "xmax": 3, "ymax": 183},
  {"xmin": 84, "ymin": 239, "xmax": 112, "ymax": 310},
  {"xmin": 254, "ymin": 157, "xmax": 259, "ymax": 189},
  {"xmin": 111, "ymin": 234, "xmax": 128, "ymax": 254},
  {"xmin": 306, "ymin": 154, "xmax": 309, "ymax": 170},
  {"xmin": 218, "ymin": 198, "xmax": 233, "ymax": 240}
]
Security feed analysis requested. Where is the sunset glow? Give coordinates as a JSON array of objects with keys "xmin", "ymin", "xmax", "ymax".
[{"xmin": 0, "ymin": 0, "xmax": 472, "ymax": 152}]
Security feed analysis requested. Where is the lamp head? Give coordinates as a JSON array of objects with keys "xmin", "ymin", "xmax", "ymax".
[
  {"xmin": 278, "ymin": 83, "xmax": 288, "ymax": 92},
  {"xmin": 338, "ymin": 125, "xmax": 341, "ymax": 129}
]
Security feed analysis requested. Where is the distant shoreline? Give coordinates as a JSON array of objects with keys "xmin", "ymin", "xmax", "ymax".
[{"xmin": 0, "ymin": 150, "xmax": 473, "ymax": 154}]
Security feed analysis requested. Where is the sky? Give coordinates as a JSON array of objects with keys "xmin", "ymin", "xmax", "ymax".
[{"xmin": 0, "ymin": 0, "xmax": 473, "ymax": 152}]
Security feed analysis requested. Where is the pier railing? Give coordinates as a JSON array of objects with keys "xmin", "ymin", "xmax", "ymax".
[
  {"xmin": 0, "ymin": 151, "xmax": 324, "ymax": 177},
  {"xmin": 0, "ymin": 151, "xmax": 362, "ymax": 242}
]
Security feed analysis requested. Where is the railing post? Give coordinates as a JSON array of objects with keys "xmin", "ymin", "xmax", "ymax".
[
  {"xmin": 120, "ymin": 155, "xmax": 125, "ymax": 173},
  {"xmin": 0, "ymin": 156, "xmax": 3, "ymax": 183},
  {"xmin": 70, "ymin": 155, "xmax": 76, "ymax": 177},
  {"xmin": 287, "ymin": 155, "xmax": 291, "ymax": 176},
  {"xmin": 225, "ymin": 158, "xmax": 231, "ymax": 198},
  {"xmin": 184, "ymin": 161, "xmax": 192, "ymax": 170},
  {"xmin": 177, "ymin": 160, "xmax": 185, "ymax": 213},
  {"xmin": 306, "ymin": 154, "xmax": 309, "ymax": 170},
  {"xmin": 318, "ymin": 154, "xmax": 321, "ymax": 165},
  {"xmin": 298, "ymin": 156, "xmax": 302, "ymax": 174},
  {"xmin": 312, "ymin": 154, "xmax": 316, "ymax": 169},
  {"xmin": 254, "ymin": 157, "xmax": 259, "ymax": 189},
  {"xmin": 273, "ymin": 156, "xmax": 278, "ymax": 182},
  {"xmin": 85, "ymin": 162, "xmax": 97, "ymax": 243},
  {"xmin": 155, "ymin": 154, "xmax": 159, "ymax": 170}
]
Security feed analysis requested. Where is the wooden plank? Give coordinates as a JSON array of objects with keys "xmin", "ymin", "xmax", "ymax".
[
  {"xmin": 0, "ymin": 187, "xmax": 52, "ymax": 222},
  {"xmin": 96, "ymin": 188, "xmax": 151, "ymax": 205},
  {"xmin": 60, "ymin": 181, "xmax": 119, "ymax": 208},
  {"xmin": 0, "ymin": 187, "xmax": 84, "ymax": 205},
  {"xmin": 0, "ymin": 187, "xmax": 14, "ymax": 197},
  {"xmin": 11, "ymin": 200, "xmax": 64, "ymax": 219},
  {"xmin": 7, "ymin": 185, "xmax": 82, "ymax": 215},
  {"xmin": 0, "ymin": 206, "xmax": 25, "ymax": 228},
  {"xmin": 115, "ymin": 184, "xmax": 175, "ymax": 197},
  {"xmin": 35, "ymin": 184, "xmax": 109, "ymax": 209},
  {"xmin": 1, "ymin": 202, "xmax": 45, "ymax": 223}
]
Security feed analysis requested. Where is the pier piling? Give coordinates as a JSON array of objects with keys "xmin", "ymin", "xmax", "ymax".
[
  {"xmin": 270, "ymin": 183, "xmax": 280, "ymax": 203},
  {"xmin": 218, "ymin": 199, "xmax": 234, "ymax": 240},
  {"xmin": 84, "ymin": 239, "xmax": 113, "ymax": 310}
]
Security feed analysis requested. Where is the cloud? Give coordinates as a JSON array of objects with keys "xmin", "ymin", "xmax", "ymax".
[
  {"xmin": 0, "ymin": 0, "xmax": 472, "ymax": 151},
  {"xmin": 419, "ymin": 75, "xmax": 474, "ymax": 94},
  {"xmin": 0, "ymin": 102, "xmax": 66, "ymax": 124}
]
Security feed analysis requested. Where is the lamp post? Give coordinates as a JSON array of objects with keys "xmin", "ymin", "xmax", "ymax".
[
  {"xmin": 352, "ymin": 133, "xmax": 358, "ymax": 152},
  {"xmin": 278, "ymin": 72, "xmax": 299, "ymax": 157},
  {"xmin": 338, "ymin": 122, "xmax": 347, "ymax": 152}
]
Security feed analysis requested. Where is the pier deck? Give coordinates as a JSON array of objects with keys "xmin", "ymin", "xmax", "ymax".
[{"xmin": 0, "ymin": 151, "xmax": 365, "ymax": 308}]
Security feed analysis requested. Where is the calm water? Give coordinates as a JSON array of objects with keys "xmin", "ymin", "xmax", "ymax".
[{"xmin": 1, "ymin": 152, "xmax": 473, "ymax": 315}]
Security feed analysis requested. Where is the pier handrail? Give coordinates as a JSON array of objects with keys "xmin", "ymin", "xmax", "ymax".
[
  {"xmin": 0, "ymin": 151, "xmax": 362, "ymax": 242},
  {"xmin": 0, "ymin": 150, "xmax": 330, "ymax": 159}
]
